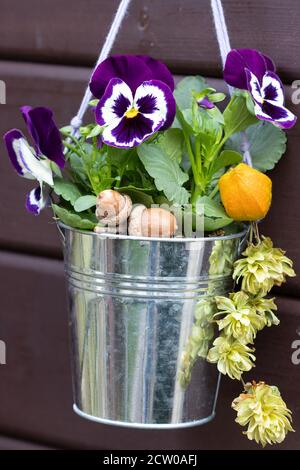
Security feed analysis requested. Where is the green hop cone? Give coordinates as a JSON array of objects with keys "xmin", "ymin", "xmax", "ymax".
[
  {"xmin": 209, "ymin": 239, "xmax": 236, "ymax": 277},
  {"xmin": 179, "ymin": 298, "xmax": 216, "ymax": 387},
  {"xmin": 232, "ymin": 381, "xmax": 294, "ymax": 447},
  {"xmin": 248, "ymin": 295, "xmax": 279, "ymax": 327},
  {"xmin": 233, "ymin": 236, "xmax": 295, "ymax": 296},
  {"xmin": 214, "ymin": 291, "xmax": 265, "ymax": 343},
  {"xmin": 207, "ymin": 335, "xmax": 255, "ymax": 380}
]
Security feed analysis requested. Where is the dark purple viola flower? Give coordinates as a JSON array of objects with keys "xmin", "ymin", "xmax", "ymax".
[
  {"xmin": 224, "ymin": 48, "xmax": 296, "ymax": 129},
  {"xmin": 136, "ymin": 55, "xmax": 175, "ymax": 91},
  {"xmin": 197, "ymin": 96, "xmax": 215, "ymax": 109},
  {"xmin": 26, "ymin": 186, "xmax": 48, "ymax": 215},
  {"xmin": 224, "ymin": 48, "xmax": 275, "ymax": 89},
  {"xmin": 95, "ymin": 77, "xmax": 176, "ymax": 148},
  {"xmin": 90, "ymin": 55, "xmax": 176, "ymax": 147},
  {"xmin": 4, "ymin": 128, "xmax": 54, "ymax": 184},
  {"xmin": 21, "ymin": 106, "xmax": 65, "ymax": 168},
  {"xmin": 90, "ymin": 55, "xmax": 175, "ymax": 100},
  {"xmin": 246, "ymin": 70, "xmax": 296, "ymax": 129},
  {"xmin": 3, "ymin": 106, "xmax": 63, "ymax": 214}
]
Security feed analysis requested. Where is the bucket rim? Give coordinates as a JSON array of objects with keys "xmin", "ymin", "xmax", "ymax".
[{"xmin": 57, "ymin": 221, "xmax": 249, "ymax": 243}]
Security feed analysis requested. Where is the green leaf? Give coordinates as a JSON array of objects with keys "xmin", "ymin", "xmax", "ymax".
[
  {"xmin": 60, "ymin": 126, "xmax": 72, "ymax": 136},
  {"xmin": 74, "ymin": 195, "xmax": 97, "ymax": 212},
  {"xmin": 50, "ymin": 161, "xmax": 62, "ymax": 178},
  {"xmin": 210, "ymin": 92, "xmax": 226, "ymax": 103},
  {"xmin": 89, "ymin": 99, "xmax": 99, "ymax": 107},
  {"xmin": 118, "ymin": 187, "xmax": 154, "ymax": 207},
  {"xmin": 207, "ymin": 106, "xmax": 224, "ymax": 125},
  {"xmin": 210, "ymin": 150, "xmax": 243, "ymax": 175},
  {"xmin": 137, "ymin": 143, "xmax": 190, "ymax": 205},
  {"xmin": 107, "ymin": 146, "xmax": 134, "ymax": 170},
  {"xmin": 196, "ymin": 196, "xmax": 233, "ymax": 232},
  {"xmin": 174, "ymin": 76, "xmax": 207, "ymax": 110},
  {"xmin": 157, "ymin": 128, "xmax": 184, "ymax": 162},
  {"xmin": 197, "ymin": 196, "xmax": 230, "ymax": 218},
  {"xmin": 53, "ymin": 178, "xmax": 82, "ymax": 206},
  {"xmin": 246, "ymin": 92, "xmax": 255, "ymax": 115},
  {"xmin": 87, "ymin": 124, "xmax": 102, "ymax": 138},
  {"xmin": 225, "ymin": 122, "xmax": 287, "ymax": 172},
  {"xmin": 204, "ymin": 217, "xmax": 233, "ymax": 232},
  {"xmin": 52, "ymin": 204, "xmax": 97, "ymax": 230},
  {"xmin": 223, "ymin": 95, "xmax": 258, "ymax": 138},
  {"xmin": 68, "ymin": 153, "xmax": 91, "ymax": 188},
  {"xmin": 193, "ymin": 87, "xmax": 216, "ymax": 101},
  {"xmin": 175, "ymin": 106, "xmax": 194, "ymax": 134}
]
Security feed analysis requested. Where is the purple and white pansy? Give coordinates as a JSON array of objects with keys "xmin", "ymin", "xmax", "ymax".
[
  {"xmin": 224, "ymin": 48, "xmax": 296, "ymax": 129},
  {"xmin": 4, "ymin": 106, "xmax": 64, "ymax": 215},
  {"xmin": 90, "ymin": 55, "xmax": 176, "ymax": 148}
]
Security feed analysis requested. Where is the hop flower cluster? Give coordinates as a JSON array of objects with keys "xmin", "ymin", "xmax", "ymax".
[
  {"xmin": 232, "ymin": 381, "xmax": 294, "ymax": 447},
  {"xmin": 233, "ymin": 236, "xmax": 295, "ymax": 296},
  {"xmin": 214, "ymin": 291, "xmax": 266, "ymax": 344},
  {"xmin": 207, "ymin": 235, "xmax": 293, "ymax": 381},
  {"xmin": 207, "ymin": 336, "xmax": 255, "ymax": 380},
  {"xmin": 179, "ymin": 298, "xmax": 216, "ymax": 387},
  {"xmin": 248, "ymin": 295, "xmax": 279, "ymax": 327},
  {"xmin": 208, "ymin": 239, "xmax": 236, "ymax": 277}
]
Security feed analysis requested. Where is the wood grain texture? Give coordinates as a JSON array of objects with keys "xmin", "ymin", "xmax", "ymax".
[
  {"xmin": 0, "ymin": 0, "xmax": 299, "ymax": 81},
  {"xmin": 0, "ymin": 251, "xmax": 299, "ymax": 449},
  {"xmin": 0, "ymin": 435, "xmax": 54, "ymax": 450}
]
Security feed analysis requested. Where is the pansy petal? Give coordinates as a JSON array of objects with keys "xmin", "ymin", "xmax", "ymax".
[
  {"xmin": 135, "ymin": 79, "xmax": 176, "ymax": 130},
  {"xmin": 102, "ymin": 114, "xmax": 156, "ymax": 148},
  {"xmin": 3, "ymin": 129, "xmax": 29, "ymax": 176},
  {"xmin": 224, "ymin": 49, "xmax": 269, "ymax": 89},
  {"xmin": 26, "ymin": 186, "xmax": 47, "ymax": 215},
  {"xmin": 137, "ymin": 55, "xmax": 175, "ymax": 91},
  {"xmin": 261, "ymin": 71, "xmax": 284, "ymax": 105},
  {"xmin": 21, "ymin": 106, "xmax": 65, "ymax": 168},
  {"xmin": 95, "ymin": 78, "xmax": 133, "ymax": 127},
  {"xmin": 261, "ymin": 53, "xmax": 276, "ymax": 73},
  {"xmin": 11, "ymin": 137, "xmax": 54, "ymax": 186},
  {"xmin": 90, "ymin": 55, "xmax": 152, "ymax": 99},
  {"xmin": 254, "ymin": 101, "xmax": 297, "ymax": 129},
  {"xmin": 245, "ymin": 69, "xmax": 263, "ymax": 104}
]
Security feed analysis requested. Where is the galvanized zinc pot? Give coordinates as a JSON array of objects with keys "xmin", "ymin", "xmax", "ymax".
[{"xmin": 59, "ymin": 223, "xmax": 247, "ymax": 429}]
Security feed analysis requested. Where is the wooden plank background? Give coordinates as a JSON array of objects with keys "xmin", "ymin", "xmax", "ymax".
[
  {"xmin": 0, "ymin": 0, "xmax": 299, "ymax": 81},
  {"xmin": 0, "ymin": 0, "xmax": 299, "ymax": 450}
]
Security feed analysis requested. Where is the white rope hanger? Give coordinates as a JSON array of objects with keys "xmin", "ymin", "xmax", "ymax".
[
  {"xmin": 211, "ymin": 0, "xmax": 253, "ymax": 166},
  {"xmin": 211, "ymin": 0, "xmax": 231, "ymax": 69},
  {"xmin": 70, "ymin": 0, "xmax": 132, "ymax": 134}
]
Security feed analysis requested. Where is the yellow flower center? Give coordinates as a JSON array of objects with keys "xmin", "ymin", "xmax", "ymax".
[{"xmin": 125, "ymin": 107, "xmax": 139, "ymax": 119}]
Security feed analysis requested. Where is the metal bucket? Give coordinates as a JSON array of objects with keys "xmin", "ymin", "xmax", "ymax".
[{"xmin": 59, "ymin": 223, "xmax": 247, "ymax": 429}]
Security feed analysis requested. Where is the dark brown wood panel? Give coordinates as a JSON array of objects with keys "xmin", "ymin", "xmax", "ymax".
[
  {"xmin": 0, "ymin": 435, "xmax": 54, "ymax": 450},
  {"xmin": 0, "ymin": 0, "xmax": 299, "ymax": 81},
  {"xmin": 0, "ymin": 251, "xmax": 299, "ymax": 449}
]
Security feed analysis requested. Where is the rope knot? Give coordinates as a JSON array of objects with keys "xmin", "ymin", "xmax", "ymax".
[{"xmin": 70, "ymin": 116, "xmax": 83, "ymax": 130}]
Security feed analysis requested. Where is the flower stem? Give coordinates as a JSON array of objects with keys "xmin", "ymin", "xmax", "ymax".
[
  {"xmin": 241, "ymin": 376, "xmax": 247, "ymax": 389},
  {"xmin": 254, "ymin": 222, "xmax": 261, "ymax": 243},
  {"xmin": 191, "ymin": 185, "xmax": 202, "ymax": 205},
  {"xmin": 195, "ymin": 136, "xmax": 202, "ymax": 175},
  {"xmin": 208, "ymin": 184, "xmax": 219, "ymax": 199},
  {"xmin": 184, "ymin": 133, "xmax": 201, "ymax": 187}
]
